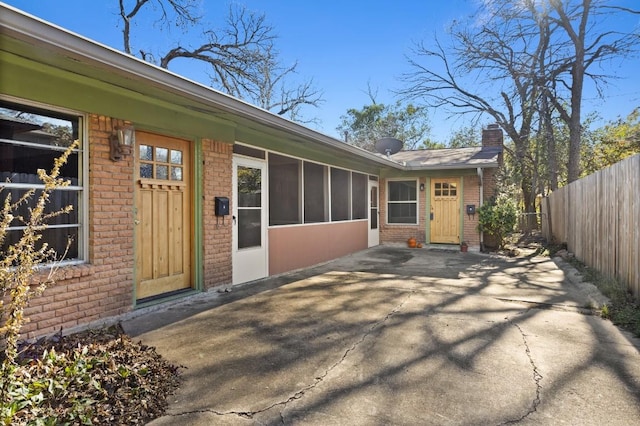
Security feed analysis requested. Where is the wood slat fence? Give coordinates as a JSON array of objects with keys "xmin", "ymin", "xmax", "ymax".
[{"xmin": 541, "ymin": 154, "xmax": 640, "ymax": 299}]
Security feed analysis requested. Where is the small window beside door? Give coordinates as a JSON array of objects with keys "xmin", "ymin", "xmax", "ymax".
[{"xmin": 387, "ymin": 180, "xmax": 418, "ymax": 224}]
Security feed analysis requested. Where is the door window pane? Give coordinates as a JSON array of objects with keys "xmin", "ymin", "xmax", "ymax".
[
  {"xmin": 238, "ymin": 209, "xmax": 261, "ymax": 249},
  {"xmin": 156, "ymin": 164, "xmax": 168, "ymax": 180},
  {"xmin": 139, "ymin": 145, "xmax": 153, "ymax": 161},
  {"xmin": 155, "ymin": 147, "xmax": 168, "ymax": 163},
  {"xmin": 140, "ymin": 163, "xmax": 153, "ymax": 178},
  {"xmin": 170, "ymin": 150, "xmax": 182, "ymax": 164},
  {"xmin": 238, "ymin": 166, "xmax": 262, "ymax": 207},
  {"xmin": 370, "ymin": 185, "xmax": 378, "ymax": 229},
  {"xmin": 171, "ymin": 166, "xmax": 183, "ymax": 181}
]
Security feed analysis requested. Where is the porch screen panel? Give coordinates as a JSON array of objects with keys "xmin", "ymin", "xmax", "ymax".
[
  {"xmin": 351, "ymin": 172, "xmax": 367, "ymax": 220},
  {"xmin": 304, "ymin": 161, "xmax": 328, "ymax": 223},
  {"xmin": 269, "ymin": 153, "xmax": 301, "ymax": 225},
  {"xmin": 330, "ymin": 167, "xmax": 350, "ymax": 221}
]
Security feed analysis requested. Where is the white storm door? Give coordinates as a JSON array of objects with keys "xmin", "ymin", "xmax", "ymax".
[
  {"xmin": 368, "ymin": 180, "xmax": 380, "ymax": 247},
  {"xmin": 232, "ymin": 156, "xmax": 267, "ymax": 284}
]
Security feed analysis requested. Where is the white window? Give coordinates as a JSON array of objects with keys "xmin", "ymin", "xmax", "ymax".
[
  {"xmin": 387, "ymin": 180, "xmax": 418, "ymax": 224},
  {"xmin": 0, "ymin": 100, "xmax": 85, "ymax": 262}
]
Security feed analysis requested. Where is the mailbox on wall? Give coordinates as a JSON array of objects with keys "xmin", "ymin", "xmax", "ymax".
[
  {"xmin": 215, "ymin": 197, "xmax": 229, "ymax": 216},
  {"xmin": 466, "ymin": 204, "xmax": 476, "ymax": 216}
]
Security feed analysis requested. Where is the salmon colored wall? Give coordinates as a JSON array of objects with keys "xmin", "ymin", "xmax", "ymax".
[{"xmin": 268, "ymin": 221, "xmax": 368, "ymax": 275}]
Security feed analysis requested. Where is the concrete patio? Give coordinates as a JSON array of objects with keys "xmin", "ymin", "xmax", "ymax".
[{"xmin": 122, "ymin": 246, "xmax": 640, "ymax": 425}]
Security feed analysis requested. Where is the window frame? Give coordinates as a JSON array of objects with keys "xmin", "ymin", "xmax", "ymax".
[
  {"xmin": 0, "ymin": 96, "xmax": 88, "ymax": 265},
  {"xmin": 260, "ymin": 148, "xmax": 373, "ymax": 228},
  {"xmin": 386, "ymin": 179, "xmax": 419, "ymax": 225}
]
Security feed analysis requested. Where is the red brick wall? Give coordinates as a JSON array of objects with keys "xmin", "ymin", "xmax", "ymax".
[
  {"xmin": 462, "ymin": 175, "xmax": 481, "ymax": 247},
  {"xmin": 482, "ymin": 124, "xmax": 503, "ymax": 148},
  {"xmin": 22, "ymin": 115, "xmax": 135, "ymax": 338},
  {"xmin": 202, "ymin": 139, "xmax": 232, "ymax": 289},
  {"xmin": 379, "ymin": 177, "xmax": 428, "ymax": 244},
  {"xmin": 481, "ymin": 123, "xmax": 503, "ymax": 203}
]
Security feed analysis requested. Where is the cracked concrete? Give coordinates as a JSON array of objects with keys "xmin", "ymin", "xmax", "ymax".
[
  {"xmin": 122, "ymin": 246, "xmax": 640, "ymax": 425},
  {"xmin": 500, "ymin": 320, "xmax": 543, "ymax": 424}
]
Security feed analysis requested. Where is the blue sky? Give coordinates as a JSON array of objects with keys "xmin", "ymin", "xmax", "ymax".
[{"xmin": 4, "ymin": 0, "xmax": 640, "ymax": 143}]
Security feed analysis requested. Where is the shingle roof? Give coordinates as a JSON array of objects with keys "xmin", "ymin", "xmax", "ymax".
[{"xmin": 389, "ymin": 146, "xmax": 502, "ymax": 170}]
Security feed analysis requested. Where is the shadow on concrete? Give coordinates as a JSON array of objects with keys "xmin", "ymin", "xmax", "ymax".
[{"xmin": 123, "ymin": 246, "xmax": 640, "ymax": 425}]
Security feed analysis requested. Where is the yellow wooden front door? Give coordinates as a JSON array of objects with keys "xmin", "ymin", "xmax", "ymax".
[
  {"xmin": 135, "ymin": 132, "xmax": 191, "ymax": 300},
  {"xmin": 430, "ymin": 178, "xmax": 460, "ymax": 244}
]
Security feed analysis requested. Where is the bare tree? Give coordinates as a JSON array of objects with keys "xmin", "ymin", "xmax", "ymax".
[
  {"xmin": 401, "ymin": 0, "xmax": 639, "ymax": 229},
  {"xmin": 117, "ymin": 1, "xmax": 322, "ymax": 120},
  {"xmin": 118, "ymin": 0, "xmax": 201, "ymax": 55},
  {"xmin": 400, "ymin": 10, "xmax": 546, "ymax": 228},
  {"xmin": 543, "ymin": 0, "xmax": 639, "ymax": 182}
]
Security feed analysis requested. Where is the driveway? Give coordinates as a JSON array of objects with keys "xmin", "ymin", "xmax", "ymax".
[{"xmin": 122, "ymin": 246, "xmax": 640, "ymax": 425}]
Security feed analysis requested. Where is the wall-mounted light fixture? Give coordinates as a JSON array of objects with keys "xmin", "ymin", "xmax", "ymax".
[
  {"xmin": 110, "ymin": 124, "xmax": 135, "ymax": 161},
  {"xmin": 419, "ymin": 183, "xmax": 425, "ymax": 192}
]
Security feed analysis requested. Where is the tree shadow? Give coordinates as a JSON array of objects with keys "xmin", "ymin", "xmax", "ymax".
[{"xmin": 125, "ymin": 246, "xmax": 640, "ymax": 424}]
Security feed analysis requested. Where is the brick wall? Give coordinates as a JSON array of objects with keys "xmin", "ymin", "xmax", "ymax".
[
  {"xmin": 481, "ymin": 123, "xmax": 503, "ymax": 203},
  {"xmin": 379, "ymin": 177, "xmax": 428, "ymax": 244},
  {"xmin": 462, "ymin": 175, "xmax": 481, "ymax": 246},
  {"xmin": 202, "ymin": 139, "xmax": 232, "ymax": 289},
  {"xmin": 22, "ymin": 115, "xmax": 135, "ymax": 338}
]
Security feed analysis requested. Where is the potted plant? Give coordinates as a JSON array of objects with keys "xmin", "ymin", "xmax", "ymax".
[{"xmin": 460, "ymin": 241, "xmax": 468, "ymax": 252}]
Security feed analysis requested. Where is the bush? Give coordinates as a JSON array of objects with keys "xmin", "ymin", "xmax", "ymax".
[
  {"xmin": 1, "ymin": 142, "xmax": 77, "ymax": 364},
  {"xmin": 1, "ymin": 327, "xmax": 181, "ymax": 425},
  {"xmin": 477, "ymin": 194, "xmax": 518, "ymax": 250}
]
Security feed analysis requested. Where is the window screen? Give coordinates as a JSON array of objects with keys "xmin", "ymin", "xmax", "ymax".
[
  {"xmin": 330, "ymin": 168, "xmax": 350, "ymax": 221},
  {"xmin": 269, "ymin": 153, "xmax": 301, "ymax": 225},
  {"xmin": 304, "ymin": 161, "xmax": 328, "ymax": 223},
  {"xmin": 351, "ymin": 172, "xmax": 367, "ymax": 220}
]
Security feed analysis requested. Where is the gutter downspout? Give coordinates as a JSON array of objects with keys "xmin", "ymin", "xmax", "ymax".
[{"xmin": 477, "ymin": 167, "xmax": 484, "ymax": 251}]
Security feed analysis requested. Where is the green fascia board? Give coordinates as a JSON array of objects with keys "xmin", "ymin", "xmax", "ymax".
[
  {"xmin": 424, "ymin": 176, "xmax": 431, "ymax": 243},
  {"xmin": 1, "ymin": 48, "xmax": 385, "ymax": 175},
  {"xmin": 1, "ymin": 50, "xmax": 237, "ymax": 142},
  {"xmin": 380, "ymin": 168, "xmax": 480, "ymax": 179},
  {"xmin": 192, "ymin": 139, "xmax": 204, "ymax": 291},
  {"xmin": 235, "ymin": 126, "xmax": 385, "ymax": 175}
]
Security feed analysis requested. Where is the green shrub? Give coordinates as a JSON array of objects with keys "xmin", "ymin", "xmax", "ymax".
[
  {"xmin": 477, "ymin": 194, "xmax": 518, "ymax": 249},
  {"xmin": 1, "ymin": 332, "xmax": 180, "ymax": 425}
]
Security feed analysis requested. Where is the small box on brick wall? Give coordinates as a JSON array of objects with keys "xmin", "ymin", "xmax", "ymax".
[{"xmin": 214, "ymin": 197, "xmax": 229, "ymax": 216}]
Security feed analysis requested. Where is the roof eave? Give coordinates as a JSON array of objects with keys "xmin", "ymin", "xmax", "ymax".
[
  {"xmin": 0, "ymin": 3, "xmax": 403, "ymax": 170},
  {"xmin": 402, "ymin": 161, "xmax": 500, "ymax": 171}
]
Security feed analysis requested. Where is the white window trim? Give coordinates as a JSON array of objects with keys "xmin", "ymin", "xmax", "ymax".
[
  {"xmin": 0, "ymin": 95, "xmax": 89, "ymax": 264},
  {"xmin": 386, "ymin": 178, "xmax": 419, "ymax": 225}
]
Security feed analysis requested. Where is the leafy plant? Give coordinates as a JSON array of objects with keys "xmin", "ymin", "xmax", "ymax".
[
  {"xmin": 1, "ymin": 141, "xmax": 77, "ymax": 365},
  {"xmin": 1, "ymin": 328, "xmax": 181, "ymax": 425},
  {"xmin": 477, "ymin": 193, "xmax": 518, "ymax": 250},
  {"xmin": 565, "ymin": 256, "xmax": 640, "ymax": 337}
]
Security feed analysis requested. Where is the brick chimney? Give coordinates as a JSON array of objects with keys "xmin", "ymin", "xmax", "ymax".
[{"xmin": 482, "ymin": 123, "xmax": 503, "ymax": 148}]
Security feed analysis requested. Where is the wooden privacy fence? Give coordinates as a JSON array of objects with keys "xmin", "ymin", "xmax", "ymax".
[{"xmin": 541, "ymin": 154, "xmax": 640, "ymax": 299}]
